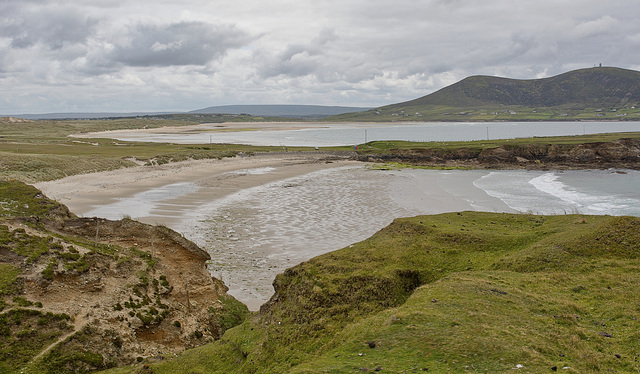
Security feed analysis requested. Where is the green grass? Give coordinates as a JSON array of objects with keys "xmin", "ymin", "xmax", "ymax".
[
  {"xmin": 101, "ymin": 212, "xmax": 640, "ymax": 374},
  {"xmin": 0, "ymin": 180, "xmax": 68, "ymax": 217},
  {"xmin": 26, "ymin": 325, "xmax": 115, "ymax": 374},
  {"xmin": 0, "ymin": 264, "xmax": 21, "ymax": 296},
  {"xmin": 0, "ymin": 118, "xmax": 335, "ymax": 182},
  {"xmin": 356, "ymin": 131, "xmax": 640, "ymax": 154},
  {"xmin": 0, "ymin": 309, "xmax": 73, "ymax": 373},
  {"xmin": 213, "ymin": 294, "xmax": 250, "ymax": 334}
]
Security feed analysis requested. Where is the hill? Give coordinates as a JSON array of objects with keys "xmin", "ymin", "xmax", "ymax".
[
  {"xmin": 333, "ymin": 66, "xmax": 640, "ymax": 122},
  {"xmin": 107, "ymin": 211, "xmax": 640, "ymax": 373},
  {"xmin": 189, "ymin": 104, "xmax": 371, "ymax": 118}
]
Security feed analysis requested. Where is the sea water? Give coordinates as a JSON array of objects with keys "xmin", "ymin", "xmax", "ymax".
[
  {"xmin": 183, "ymin": 167, "xmax": 640, "ymax": 308},
  {"xmin": 77, "ymin": 166, "xmax": 640, "ymax": 309},
  {"xmin": 103, "ymin": 121, "xmax": 640, "ymax": 146},
  {"xmin": 473, "ymin": 169, "xmax": 640, "ymax": 216}
]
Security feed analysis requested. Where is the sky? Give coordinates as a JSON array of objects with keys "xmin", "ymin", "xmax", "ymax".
[{"xmin": 1, "ymin": 0, "xmax": 640, "ymax": 114}]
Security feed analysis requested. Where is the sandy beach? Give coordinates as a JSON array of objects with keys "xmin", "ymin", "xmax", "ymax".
[
  {"xmin": 36, "ymin": 153, "xmax": 515, "ymax": 310},
  {"xmin": 36, "ymin": 153, "xmax": 355, "ymax": 227}
]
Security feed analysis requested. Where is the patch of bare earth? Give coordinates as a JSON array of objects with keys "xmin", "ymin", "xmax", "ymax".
[{"xmin": 3, "ymin": 205, "xmax": 242, "ymax": 370}]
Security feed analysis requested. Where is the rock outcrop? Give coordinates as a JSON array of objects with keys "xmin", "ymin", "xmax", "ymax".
[{"xmin": 358, "ymin": 138, "xmax": 640, "ymax": 170}]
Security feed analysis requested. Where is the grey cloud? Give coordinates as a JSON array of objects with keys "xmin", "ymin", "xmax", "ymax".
[
  {"xmin": 257, "ymin": 29, "xmax": 338, "ymax": 78},
  {"xmin": 0, "ymin": 7, "xmax": 97, "ymax": 50},
  {"xmin": 2, "ymin": 0, "xmax": 640, "ymax": 114},
  {"xmin": 107, "ymin": 21, "xmax": 252, "ymax": 67}
]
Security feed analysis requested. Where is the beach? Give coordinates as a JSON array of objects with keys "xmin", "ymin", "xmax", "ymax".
[{"xmin": 36, "ymin": 154, "xmax": 517, "ymax": 310}]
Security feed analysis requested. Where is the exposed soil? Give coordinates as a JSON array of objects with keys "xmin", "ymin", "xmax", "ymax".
[
  {"xmin": 357, "ymin": 138, "xmax": 640, "ymax": 170},
  {"xmin": 1, "ymin": 196, "xmax": 243, "ymax": 371}
]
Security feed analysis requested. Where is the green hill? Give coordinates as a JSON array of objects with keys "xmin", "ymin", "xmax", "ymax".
[
  {"xmin": 333, "ymin": 67, "xmax": 640, "ymax": 121},
  {"xmin": 106, "ymin": 212, "xmax": 640, "ymax": 373}
]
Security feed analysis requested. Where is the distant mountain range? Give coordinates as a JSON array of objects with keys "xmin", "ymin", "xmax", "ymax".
[
  {"xmin": 334, "ymin": 66, "xmax": 640, "ymax": 121},
  {"xmin": 188, "ymin": 105, "xmax": 371, "ymax": 117}
]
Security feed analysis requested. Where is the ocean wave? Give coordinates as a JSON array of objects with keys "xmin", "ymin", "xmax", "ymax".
[{"xmin": 528, "ymin": 172, "xmax": 636, "ymax": 215}]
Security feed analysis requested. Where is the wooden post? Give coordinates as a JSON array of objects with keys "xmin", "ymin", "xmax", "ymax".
[
  {"xmin": 186, "ymin": 281, "xmax": 191, "ymax": 314},
  {"xmin": 95, "ymin": 219, "xmax": 99, "ymax": 246}
]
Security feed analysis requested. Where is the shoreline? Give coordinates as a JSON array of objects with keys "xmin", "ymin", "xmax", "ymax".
[
  {"xmin": 35, "ymin": 154, "xmax": 515, "ymax": 310},
  {"xmin": 35, "ymin": 153, "xmax": 357, "ymax": 223}
]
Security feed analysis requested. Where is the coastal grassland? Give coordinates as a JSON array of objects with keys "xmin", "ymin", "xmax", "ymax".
[
  {"xmin": 0, "ymin": 309, "xmax": 74, "ymax": 373},
  {"xmin": 0, "ymin": 264, "xmax": 21, "ymax": 299},
  {"xmin": 102, "ymin": 212, "xmax": 640, "ymax": 373},
  {"xmin": 3, "ymin": 116, "xmax": 640, "ymax": 182},
  {"xmin": 357, "ymin": 131, "xmax": 640, "ymax": 153},
  {"xmin": 0, "ymin": 180, "xmax": 70, "ymax": 218},
  {"xmin": 355, "ymin": 132, "xmax": 640, "ymax": 169},
  {"xmin": 0, "ymin": 118, "xmax": 320, "ymax": 182},
  {"xmin": 0, "ymin": 118, "xmax": 201, "ymax": 139}
]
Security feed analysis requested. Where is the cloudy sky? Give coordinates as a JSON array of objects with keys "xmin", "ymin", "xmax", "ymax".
[{"xmin": 1, "ymin": 0, "xmax": 639, "ymax": 114}]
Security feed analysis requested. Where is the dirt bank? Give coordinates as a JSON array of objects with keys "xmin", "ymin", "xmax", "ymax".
[
  {"xmin": 357, "ymin": 137, "xmax": 640, "ymax": 170},
  {"xmin": 0, "ymin": 182, "xmax": 248, "ymax": 372}
]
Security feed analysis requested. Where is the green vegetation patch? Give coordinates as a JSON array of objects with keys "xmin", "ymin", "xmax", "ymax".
[
  {"xmin": 212, "ymin": 294, "xmax": 250, "ymax": 334},
  {"xmin": 0, "ymin": 180, "xmax": 67, "ymax": 218},
  {"xmin": 358, "ymin": 132, "xmax": 640, "ymax": 155},
  {"xmin": 114, "ymin": 212, "xmax": 640, "ymax": 374},
  {"xmin": 0, "ymin": 225, "xmax": 56, "ymax": 262},
  {"xmin": 0, "ymin": 264, "xmax": 21, "ymax": 296},
  {"xmin": 0, "ymin": 309, "xmax": 72, "ymax": 373},
  {"xmin": 28, "ymin": 325, "xmax": 117, "ymax": 374}
]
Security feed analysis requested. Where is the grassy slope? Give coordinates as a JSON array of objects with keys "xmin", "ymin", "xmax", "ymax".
[{"xmin": 105, "ymin": 212, "xmax": 640, "ymax": 373}]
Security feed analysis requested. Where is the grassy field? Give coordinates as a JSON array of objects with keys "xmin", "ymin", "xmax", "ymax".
[
  {"xmin": 101, "ymin": 212, "xmax": 640, "ymax": 373},
  {"xmin": 0, "ymin": 118, "xmax": 322, "ymax": 182}
]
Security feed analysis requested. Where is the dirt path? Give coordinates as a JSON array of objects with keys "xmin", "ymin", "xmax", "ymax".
[{"xmin": 22, "ymin": 312, "xmax": 88, "ymax": 370}]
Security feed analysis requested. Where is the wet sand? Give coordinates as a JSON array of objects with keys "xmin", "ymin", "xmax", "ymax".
[
  {"xmin": 36, "ymin": 155, "xmax": 514, "ymax": 310},
  {"xmin": 36, "ymin": 153, "xmax": 355, "ymax": 226}
]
